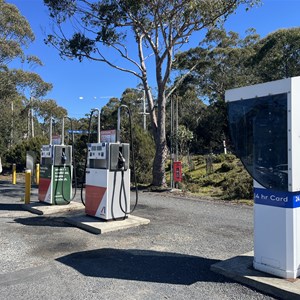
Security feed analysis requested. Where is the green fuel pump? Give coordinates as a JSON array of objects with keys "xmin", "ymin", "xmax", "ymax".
[{"xmin": 38, "ymin": 117, "xmax": 73, "ymax": 205}]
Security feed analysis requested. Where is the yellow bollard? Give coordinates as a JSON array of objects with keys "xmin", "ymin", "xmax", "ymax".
[
  {"xmin": 24, "ymin": 169, "xmax": 31, "ymax": 204},
  {"xmin": 12, "ymin": 163, "xmax": 16, "ymax": 184},
  {"xmin": 35, "ymin": 163, "xmax": 40, "ymax": 185}
]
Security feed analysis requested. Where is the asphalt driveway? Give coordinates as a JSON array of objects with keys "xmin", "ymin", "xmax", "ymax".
[{"xmin": 0, "ymin": 181, "xmax": 277, "ymax": 300}]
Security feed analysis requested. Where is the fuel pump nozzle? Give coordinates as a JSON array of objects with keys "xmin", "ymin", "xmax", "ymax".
[
  {"xmin": 61, "ymin": 150, "xmax": 67, "ymax": 165},
  {"xmin": 118, "ymin": 151, "xmax": 126, "ymax": 170}
]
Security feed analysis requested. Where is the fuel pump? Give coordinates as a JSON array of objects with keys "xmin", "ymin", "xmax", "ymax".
[
  {"xmin": 38, "ymin": 117, "xmax": 73, "ymax": 205},
  {"xmin": 84, "ymin": 105, "xmax": 138, "ymax": 220}
]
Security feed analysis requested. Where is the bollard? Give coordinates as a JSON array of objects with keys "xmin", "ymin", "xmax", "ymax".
[
  {"xmin": 12, "ymin": 163, "xmax": 16, "ymax": 184},
  {"xmin": 35, "ymin": 163, "xmax": 40, "ymax": 185},
  {"xmin": 24, "ymin": 169, "xmax": 31, "ymax": 204}
]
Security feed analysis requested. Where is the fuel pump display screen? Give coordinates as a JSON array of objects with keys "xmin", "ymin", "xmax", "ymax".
[{"xmin": 228, "ymin": 93, "xmax": 288, "ymax": 191}]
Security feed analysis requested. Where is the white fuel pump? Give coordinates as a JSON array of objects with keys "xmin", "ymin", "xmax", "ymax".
[{"xmin": 84, "ymin": 105, "xmax": 137, "ymax": 220}]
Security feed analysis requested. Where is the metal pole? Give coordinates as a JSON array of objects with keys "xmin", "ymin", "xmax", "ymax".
[
  {"xmin": 176, "ymin": 96, "xmax": 179, "ymax": 162},
  {"xmin": 117, "ymin": 106, "xmax": 121, "ymax": 143},
  {"xmin": 117, "ymin": 105, "xmax": 129, "ymax": 143},
  {"xmin": 61, "ymin": 117, "xmax": 65, "ymax": 145},
  {"xmin": 170, "ymin": 97, "xmax": 173, "ymax": 189},
  {"xmin": 50, "ymin": 117, "xmax": 53, "ymax": 145},
  {"xmin": 27, "ymin": 109, "xmax": 30, "ymax": 139},
  {"xmin": 31, "ymin": 108, "xmax": 34, "ymax": 137},
  {"xmin": 30, "ymin": 96, "xmax": 34, "ymax": 138},
  {"xmin": 11, "ymin": 101, "xmax": 14, "ymax": 147},
  {"xmin": 97, "ymin": 109, "xmax": 101, "ymax": 143},
  {"xmin": 223, "ymin": 140, "xmax": 227, "ymax": 155},
  {"xmin": 138, "ymin": 90, "xmax": 149, "ymax": 131},
  {"xmin": 143, "ymin": 90, "xmax": 146, "ymax": 130},
  {"xmin": 175, "ymin": 96, "xmax": 179, "ymax": 189}
]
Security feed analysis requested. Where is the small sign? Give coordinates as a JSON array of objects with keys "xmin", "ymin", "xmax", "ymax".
[
  {"xmin": 68, "ymin": 130, "xmax": 90, "ymax": 134},
  {"xmin": 254, "ymin": 188, "xmax": 300, "ymax": 208},
  {"xmin": 101, "ymin": 130, "xmax": 116, "ymax": 142},
  {"xmin": 52, "ymin": 135, "xmax": 61, "ymax": 145}
]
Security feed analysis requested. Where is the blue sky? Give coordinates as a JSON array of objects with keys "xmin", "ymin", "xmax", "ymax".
[{"xmin": 6, "ymin": 0, "xmax": 300, "ymax": 119}]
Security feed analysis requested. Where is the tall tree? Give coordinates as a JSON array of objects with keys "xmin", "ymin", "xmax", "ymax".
[
  {"xmin": 0, "ymin": 0, "xmax": 53, "ymax": 151},
  {"xmin": 173, "ymin": 28, "xmax": 260, "ymax": 152},
  {"xmin": 174, "ymin": 27, "xmax": 260, "ymax": 103},
  {"xmin": 251, "ymin": 27, "xmax": 300, "ymax": 82},
  {"xmin": 0, "ymin": 0, "xmax": 50, "ymax": 98},
  {"xmin": 173, "ymin": 27, "xmax": 300, "ymax": 153},
  {"xmin": 44, "ymin": 0, "xmax": 260, "ymax": 186},
  {"xmin": 0, "ymin": 0, "xmax": 34, "ymax": 66}
]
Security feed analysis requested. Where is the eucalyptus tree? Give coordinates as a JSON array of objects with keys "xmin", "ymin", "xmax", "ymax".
[
  {"xmin": 0, "ymin": 0, "xmax": 53, "ymax": 150},
  {"xmin": 174, "ymin": 28, "xmax": 261, "ymax": 102},
  {"xmin": 173, "ymin": 28, "xmax": 261, "ymax": 152},
  {"xmin": 0, "ymin": 0, "xmax": 50, "ymax": 98},
  {"xmin": 251, "ymin": 27, "xmax": 300, "ymax": 82},
  {"xmin": 44, "ymin": 0, "xmax": 260, "ymax": 186},
  {"xmin": 0, "ymin": 0, "xmax": 34, "ymax": 66}
]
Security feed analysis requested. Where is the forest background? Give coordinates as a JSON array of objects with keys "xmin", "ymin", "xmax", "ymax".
[{"xmin": 1, "ymin": 0, "xmax": 299, "ymax": 200}]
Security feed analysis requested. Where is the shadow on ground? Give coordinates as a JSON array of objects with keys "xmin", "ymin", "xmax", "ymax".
[
  {"xmin": 14, "ymin": 216, "xmax": 72, "ymax": 228},
  {"xmin": 0, "ymin": 187, "xmax": 25, "ymax": 198},
  {"xmin": 56, "ymin": 248, "xmax": 229, "ymax": 285},
  {"xmin": 0, "ymin": 182, "xmax": 38, "ymax": 198},
  {"xmin": 0, "ymin": 203, "xmax": 25, "ymax": 211}
]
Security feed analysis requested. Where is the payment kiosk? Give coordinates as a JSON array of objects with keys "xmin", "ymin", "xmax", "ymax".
[{"xmin": 226, "ymin": 76, "xmax": 300, "ymax": 278}]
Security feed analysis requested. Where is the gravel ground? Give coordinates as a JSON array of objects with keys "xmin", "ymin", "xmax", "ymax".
[{"xmin": 0, "ymin": 181, "xmax": 278, "ymax": 300}]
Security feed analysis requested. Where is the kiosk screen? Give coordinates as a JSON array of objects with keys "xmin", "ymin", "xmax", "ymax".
[{"xmin": 228, "ymin": 93, "xmax": 287, "ymax": 190}]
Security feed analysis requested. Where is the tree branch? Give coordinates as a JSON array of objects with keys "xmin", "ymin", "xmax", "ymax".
[{"xmin": 166, "ymin": 60, "xmax": 202, "ymax": 100}]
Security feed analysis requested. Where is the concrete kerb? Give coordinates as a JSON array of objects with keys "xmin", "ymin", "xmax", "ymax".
[
  {"xmin": 211, "ymin": 251, "xmax": 300, "ymax": 300},
  {"xmin": 22, "ymin": 201, "xmax": 150, "ymax": 235},
  {"xmin": 22, "ymin": 201, "xmax": 84, "ymax": 215},
  {"xmin": 64, "ymin": 214, "xmax": 150, "ymax": 234}
]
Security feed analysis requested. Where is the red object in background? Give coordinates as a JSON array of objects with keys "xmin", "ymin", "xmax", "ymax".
[{"xmin": 173, "ymin": 161, "xmax": 182, "ymax": 182}]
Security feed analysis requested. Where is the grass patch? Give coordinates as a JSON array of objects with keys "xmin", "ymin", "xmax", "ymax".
[{"xmin": 169, "ymin": 154, "xmax": 253, "ymax": 202}]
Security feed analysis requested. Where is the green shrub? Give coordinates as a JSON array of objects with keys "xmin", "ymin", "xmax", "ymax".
[
  {"xmin": 212, "ymin": 153, "xmax": 236, "ymax": 163},
  {"xmin": 183, "ymin": 172, "xmax": 193, "ymax": 182},
  {"xmin": 219, "ymin": 162, "xmax": 235, "ymax": 172},
  {"xmin": 3, "ymin": 136, "xmax": 48, "ymax": 171},
  {"xmin": 168, "ymin": 153, "xmax": 253, "ymax": 200},
  {"xmin": 187, "ymin": 183, "xmax": 200, "ymax": 193},
  {"xmin": 222, "ymin": 171, "xmax": 253, "ymax": 200},
  {"xmin": 212, "ymin": 154, "xmax": 224, "ymax": 163},
  {"xmin": 195, "ymin": 156, "xmax": 206, "ymax": 165},
  {"xmin": 132, "ymin": 126, "xmax": 155, "ymax": 184}
]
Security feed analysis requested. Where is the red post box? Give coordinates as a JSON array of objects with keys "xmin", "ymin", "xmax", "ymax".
[{"xmin": 173, "ymin": 161, "xmax": 182, "ymax": 182}]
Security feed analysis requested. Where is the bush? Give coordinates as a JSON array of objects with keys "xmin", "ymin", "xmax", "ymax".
[
  {"xmin": 195, "ymin": 156, "xmax": 206, "ymax": 165},
  {"xmin": 187, "ymin": 183, "xmax": 200, "ymax": 193},
  {"xmin": 212, "ymin": 153, "xmax": 236, "ymax": 163},
  {"xmin": 3, "ymin": 136, "xmax": 48, "ymax": 171},
  {"xmin": 180, "ymin": 153, "xmax": 253, "ymax": 200},
  {"xmin": 132, "ymin": 126, "xmax": 155, "ymax": 184},
  {"xmin": 222, "ymin": 171, "xmax": 253, "ymax": 200},
  {"xmin": 219, "ymin": 162, "xmax": 235, "ymax": 172}
]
